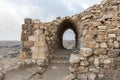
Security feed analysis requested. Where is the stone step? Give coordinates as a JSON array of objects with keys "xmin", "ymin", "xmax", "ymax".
[
  {"xmin": 51, "ymin": 59, "xmax": 69, "ymax": 64},
  {"xmin": 53, "ymin": 54, "xmax": 70, "ymax": 59}
]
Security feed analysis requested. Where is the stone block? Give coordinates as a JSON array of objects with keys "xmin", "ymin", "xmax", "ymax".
[
  {"xmin": 34, "ymin": 29, "xmax": 43, "ymax": 35},
  {"xmin": 37, "ymin": 59, "xmax": 45, "ymax": 66},
  {"xmin": 80, "ymin": 48, "xmax": 93, "ymax": 57},
  {"xmin": 113, "ymin": 41, "xmax": 119, "ymax": 48},
  {"xmin": 97, "ymin": 30, "xmax": 106, "ymax": 35},
  {"xmin": 88, "ymin": 72, "xmax": 97, "ymax": 80},
  {"xmin": 24, "ymin": 59, "xmax": 32, "ymax": 65},
  {"xmin": 104, "ymin": 64, "xmax": 111, "ymax": 69},
  {"xmin": 39, "ymin": 34, "xmax": 45, "ymax": 41},
  {"xmin": 31, "ymin": 47, "xmax": 48, "ymax": 59},
  {"xmin": 94, "ymin": 57, "xmax": 100, "ymax": 67},
  {"xmin": 89, "ymin": 28, "xmax": 97, "ymax": 35},
  {"xmin": 81, "ymin": 14, "xmax": 93, "ymax": 20},
  {"xmin": 107, "ymin": 43, "xmax": 113, "ymax": 49},
  {"xmin": 108, "ymin": 34, "xmax": 116, "ymax": 38},
  {"xmin": 28, "ymin": 35, "xmax": 38, "ymax": 41},
  {"xmin": 83, "ymin": 41, "xmax": 96, "ymax": 48},
  {"xmin": 69, "ymin": 54, "xmax": 80, "ymax": 64},
  {"xmin": 117, "ymin": 36, "xmax": 120, "ymax": 41},
  {"xmin": 34, "ymin": 41, "xmax": 47, "ymax": 47},
  {"xmin": 78, "ymin": 74, "xmax": 87, "ymax": 80},
  {"xmin": 19, "ymin": 50, "xmax": 26, "ymax": 60},
  {"xmin": 23, "ymin": 41, "xmax": 34, "ymax": 47},
  {"xmin": 84, "ymin": 35, "xmax": 93, "ymax": 41},
  {"xmin": 94, "ymin": 49, "xmax": 107, "ymax": 55},
  {"xmin": 103, "ymin": 59, "xmax": 111, "ymax": 64},
  {"xmin": 78, "ymin": 67, "xmax": 88, "ymax": 73},
  {"xmin": 100, "ymin": 42, "xmax": 107, "ymax": 48},
  {"xmin": 98, "ymin": 26, "xmax": 107, "ymax": 30},
  {"xmin": 97, "ymin": 34, "xmax": 107, "ymax": 41},
  {"xmin": 102, "ymin": 13, "xmax": 113, "ymax": 19},
  {"xmin": 24, "ymin": 18, "xmax": 32, "ymax": 24},
  {"xmin": 33, "ymin": 24, "xmax": 40, "ymax": 29},
  {"xmin": 40, "ymin": 25, "xmax": 45, "ymax": 29},
  {"xmin": 89, "ymin": 66, "xmax": 99, "ymax": 73},
  {"xmin": 80, "ymin": 60, "xmax": 89, "ymax": 67}
]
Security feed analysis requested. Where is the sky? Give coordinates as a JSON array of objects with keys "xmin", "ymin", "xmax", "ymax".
[{"xmin": 0, "ymin": 0, "xmax": 102, "ymax": 40}]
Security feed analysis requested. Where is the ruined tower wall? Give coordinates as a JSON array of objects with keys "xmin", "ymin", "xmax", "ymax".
[
  {"xmin": 68, "ymin": 0, "xmax": 120, "ymax": 80},
  {"xmin": 19, "ymin": 0, "xmax": 120, "ymax": 80}
]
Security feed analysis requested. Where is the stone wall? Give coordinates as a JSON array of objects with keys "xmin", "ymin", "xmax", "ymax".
[
  {"xmin": 20, "ymin": 0, "xmax": 120, "ymax": 80},
  {"xmin": 68, "ymin": 0, "xmax": 120, "ymax": 80}
]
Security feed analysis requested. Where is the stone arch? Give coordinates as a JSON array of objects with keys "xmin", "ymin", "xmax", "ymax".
[{"xmin": 57, "ymin": 18, "xmax": 79, "ymax": 49}]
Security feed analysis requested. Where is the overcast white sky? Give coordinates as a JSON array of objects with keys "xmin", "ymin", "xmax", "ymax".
[{"xmin": 0, "ymin": 0, "xmax": 102, "ymax": 40}]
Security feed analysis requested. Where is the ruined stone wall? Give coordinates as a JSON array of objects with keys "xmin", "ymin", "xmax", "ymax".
[
  {"xmin": 20, "ymin": 0, "xmax": 120, "ymax": 80},
  {"xmin": 68, "ymin": 0, "xmax": 120, "ymax": 80}
]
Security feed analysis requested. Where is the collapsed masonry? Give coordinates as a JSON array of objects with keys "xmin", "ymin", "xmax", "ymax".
[{"xmin": 19, "ymin": 0, "xmax": 120, "ymax": 80}]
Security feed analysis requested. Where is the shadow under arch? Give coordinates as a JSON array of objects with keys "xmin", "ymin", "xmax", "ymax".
[{"xmin": 57, "ymin": 19, "xmax": 79, "ymax": 49}]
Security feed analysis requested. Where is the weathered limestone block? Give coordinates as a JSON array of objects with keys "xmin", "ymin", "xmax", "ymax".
[
  {"xmin": 37, "ymin": 59, "xmax": 45, "ymax": 66},
  {"xmin": 83, "ymin": 41, "xmax": 96, "ymax": 48},
  {"xmin": 104, "ymin": 64, "xmax": 111, "ymax": 69},
  {"xmin": 78, "ymin": 66, "xmax": 88, "ymax": 73},
  {"xmin": 101, "ymin": 13, "xmax": 114, "ymax": 19},
  {"xmin": 113, "ymin": 41, "xmax": 119, "ymax": 48},
  {"xmin": 108, "ymin": 34, "xmax": 116, "ymax": 38},
  {"xmin": 78, "ymin": 74, "xmax": 87, "ymax": 80},
  {"xmin": 97, "ymin": 34, "xmax": 107, "ymax": 41},
  {"xmin": 107, "ymin": 28, "xmax": 120, "ymax": 34},
  {"xmin": 23, "ymin": 41, "xmax": 34, "ymax": 47},
  {"xmin": 31, "ymin": 47, "xmax": 48, "ymax": 59},
  {"xmin": 94, "ymin": 57, "xmax": 100, "ymax": 67},
  {"xmin": 97, "ymin": 30, "xmax": 106, "ymax": 35},
  {"xmin": 19, "ymin": 50, "xmax": 26, "ymax": 60},
  {"xmin": 84, "ymin": 35, "xmax": 93, "ymax": 41},
  {"xmin": 28, "ymin": 35, "xmax": 39, "ymax": 41},
  {"xmin": 24, "ymin": 59, "xmax": 32, "ymax": 65},
  {"xmin": 117, "ymin": 36, "xmax": 120, "ymax": 41},
  {"xmin": 94, "ymin": 49, "xmax": 106, "ymax": 55},
  {"xmin": 81, "ymin": 14, "xmax": 93, "ymax": 20},
  {"xmin": 89, "ymin": 28, "xmax": 97, "ymax": 35},
  {"xmin": 24, "ymin": 18, "xmax": 33, "ymax": 24},
  {"xmin": 40, "ymin": 25, "xmax": 45, "ymax": 29},
  {"xmin": 34, "ymin": 29, "xmax": 43, "ymax": 35},
  {"xmin": 69, "ymin": 54, "xmax": 80, "ymax": 64},
  {"xmin": 107, "ymin": 42, "xmax": 113, "ymax": 49},
  {"xmin": 34, "ymin": 41, "xmax": 47, "ymax": 47},
  {"xmin": 103, "ymin": 59, "xmax": 111, "ymax": 64},
  {"xmin": 39, "ymin": 34, "xmax": 45, "ymax": 41},
  {"xmin": 108, "ymin": 49, "xmax": 120, "ymax": 58},
  {"xmin": 98, "ymin": 26, "xmax": 107, "ymax": 30},
  {"xmin": 100, "ymin": 42, "xmax": 107, "ymax": 48},
  {"xmin": 89, "ymin": 66, "xmax": 99, "ymax": 73},
  {"xmin": 80, "ymin": 60, "xmax": 89, "ymax": 67},
  {"xmin": 33, "ymin": 24, "xmax": 40, "ymax": 29},
  {"xmin": 92, "ymin": 21, "xmax": 101, "ymax": 27},
  {"xmin": 88, "ymin": 72, "xmax": 97, "ymax": 80},
  {"xmin": 80, "ymin": 48, "xmax": 93, "ymax": 57}
]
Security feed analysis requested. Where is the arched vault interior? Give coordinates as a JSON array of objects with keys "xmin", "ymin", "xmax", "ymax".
[{"xmin": 57, "ymin": 19, "xmax": 79, "ymax": 49}]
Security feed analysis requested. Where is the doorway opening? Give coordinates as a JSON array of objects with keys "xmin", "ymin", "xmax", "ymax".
[
  {"xmin": 63, "ymin": 29, "xmax": 75, "ymax": 49},
  {"xmin": 57, "ymin": 19, "xmax": 79, "ymax": 49}
]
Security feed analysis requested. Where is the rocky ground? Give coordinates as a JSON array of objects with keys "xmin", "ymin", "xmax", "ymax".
[{"xmin": 0, "ymin": 40, "xmax": 76, "ymax": 80}]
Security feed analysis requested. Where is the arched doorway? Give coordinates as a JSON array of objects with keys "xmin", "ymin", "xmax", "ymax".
[
  {"xmin": 63, "ymin": 29, "xmax": 75, "ymax": 49},
  {"xmin": 57, "ymin": 19, "xmax": 78, "ymax": 49}
]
